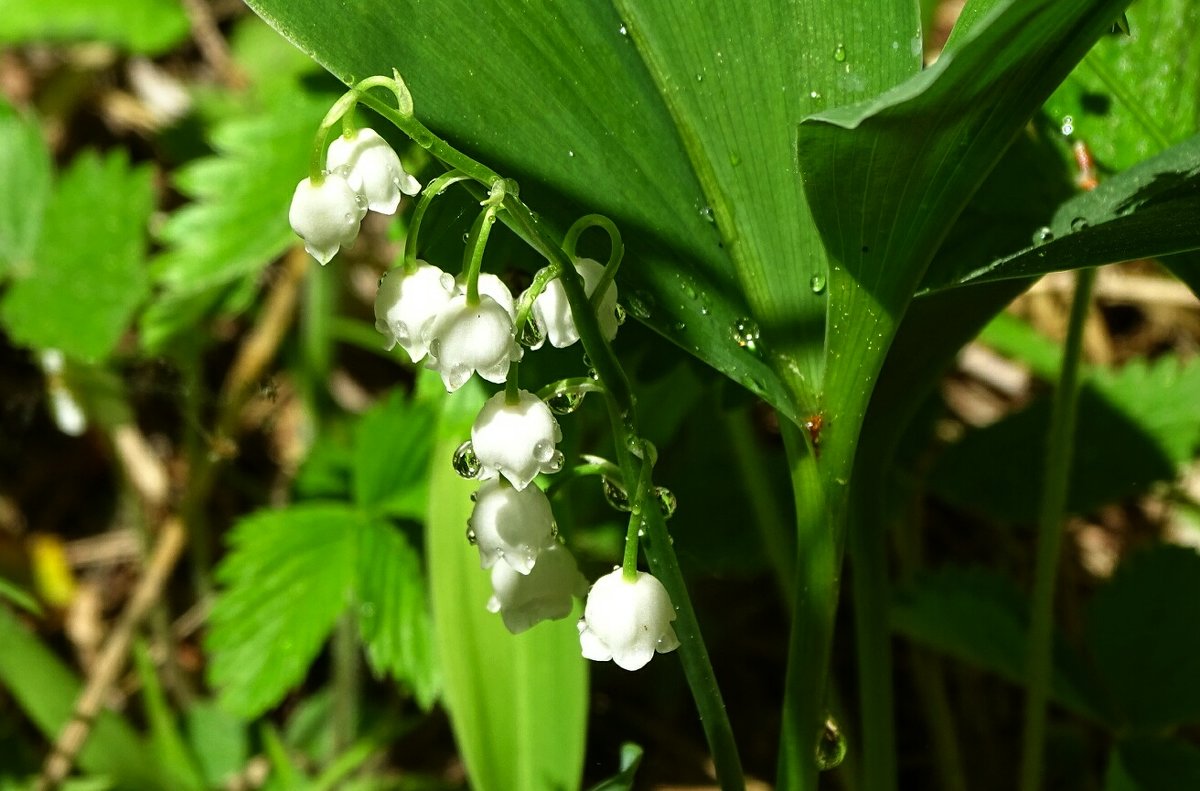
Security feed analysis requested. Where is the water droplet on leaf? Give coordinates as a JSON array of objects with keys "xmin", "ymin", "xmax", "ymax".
[
  {"xmin": 655, "ymin": 486, "xmax": 677, "ymax": 519},
  {"xmin": 1070, "ymin": 216, "xmax": 1089, "ymax": 232},
  {"xmin": 809, "ymin": 273, "xmax": 827, "ymax": 294},
  {"xmin": 1060, "ymin": 115, "xmax": 1075, "ymax": 136},
  {"xmin": 1033, "ymin": 226, "xmax": 1054, "ymax": 245},
  {"xmin": 816, "ymin": 716, "xmax": 847, "ymax": 770},
  {"xmin": 833, "ymin": 43, "xmax": 847, "ymax": 62},
  {"xmin": 731, "ymin": 317, "xmax": 760, "ymax": 349},
  {"xmin": 614, "ymin": 303, "xmax": 627, "ymax": 325}
]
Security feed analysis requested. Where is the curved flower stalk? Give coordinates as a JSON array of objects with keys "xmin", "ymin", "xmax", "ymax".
[
  {"xmin": 578, "ymin": 568, "xmax": 680, "ymax": 671},
  {"xmin": 472, "ymin": 390, "xmax": 563, "ymax": 490}
]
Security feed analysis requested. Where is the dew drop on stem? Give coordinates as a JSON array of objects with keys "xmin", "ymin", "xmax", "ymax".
[
  {"xmin": 816, "ymin": 716, "xmax": 847, "ymax": 770},
  {"xmin": 602, "ymin": 477, "xmax": 631, "ymax": 512},
  {"xmin": 547, "ymin": 391, "xmax": 585, "ymax": 415},
  {"xmin": 655, "ymin": 486, "xmax": 677, "ymax": 519}
]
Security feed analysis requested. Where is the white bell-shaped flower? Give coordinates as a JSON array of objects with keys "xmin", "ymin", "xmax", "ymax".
[
  {"xmin": 468, "ymin": 478, "xmax": 556, "ymax": 575},
  {"xmin": 529, "ymin": 258, "xmax": 619, "ymax": 349},
  {"xmin": 456, "ymin": 272, "xmax": 516, "ymax": 320},
  {"xmin": 374, "ymin": 262, "xmax": 456, "ymax": 363},
  {"xmin": 472, "ymin": 390, "xmax": 563, "ymax": 491},
  {"xmin": 288, "ymin": 173, "xmax": 366, "ymax": 265},
  {"xmin": 326, "ymin": 127, "xmax": 420, "ymax": 214},
  {"xmin": 487, "ymin": 542, "xmax": 587, "ymax": 634},
  {"xmin": 578, "ymin": 568, "xmax": 680, "ymax": 671},
  {"xmin": 426, "ymin": 294, "xmax": 523, "ymax": 392}
]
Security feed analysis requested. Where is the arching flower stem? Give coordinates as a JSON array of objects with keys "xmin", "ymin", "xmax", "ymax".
[
  {"xmin": 404, "ymin": 170, "xmax": 471, "ymax": 273},
  {"xmin": 462, "ymin": 202, "xmax": 499, "ymax": 306},
  {"xmin": 563, "ymin": 214, "xmax": 624, "ymax": 311}
]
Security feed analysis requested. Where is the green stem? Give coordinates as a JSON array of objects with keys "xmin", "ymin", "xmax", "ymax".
[
  {"xmin": 536, "ymin": 377, "xmax": 606, "ymax": 403},
  {"xmin": 777, "ymin": 421, "xmax": 842, "ymax": 791},
  {"xmin": 331, "ymin": 613, "xmax": 360, "ymax": 753},
  {"xmin": 562, "ymin": 214, "xmax": 625, "ymax": 310},
  {"xmin": 404, "ymin": 170, "xmax": 470, "ymax": 271},
  {"xmin": 504, "ymin": 361, "xmax": 521, "ymax": 405},
  {"xmin": 1018, "ymin": 266, "xmax": 1095, "ymax": 791},
  {"xmin": 462, "ymin": 204, "xmax": 499, "ymax": 305}
]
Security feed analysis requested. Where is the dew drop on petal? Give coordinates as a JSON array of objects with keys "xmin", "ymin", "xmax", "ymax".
[
  {"xmin": 533, "ymin": 440, "xmax": 555, "ymax": 463},
  {"xmin": 545, "ymin": 450, "xmax": 564, "ymax": 473},
  {"xmin": 466, "ymin": 526, "xmax": 478, "ymax": 545},
  {"xmin": 452, "ymin": 440, "xmax": 481, "ymax": 478}
]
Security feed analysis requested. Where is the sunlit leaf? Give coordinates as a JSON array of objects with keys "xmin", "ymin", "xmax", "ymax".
[
  {"xmin": 0, "ymin": 104, "xmax": 52, "ymax": 279},
  {"xmin": 353, "ymin": 390, "xmax": 436, "ymax": 518},
  {"xmin": 0, "ymin": 0, "xmax": 189, "ymax": 54}
]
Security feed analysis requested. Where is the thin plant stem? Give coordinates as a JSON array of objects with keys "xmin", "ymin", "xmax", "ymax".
[
  {"xmin": 1018, "ymin": 266, "xmax": 1096, "ymax": 791},
  {"xmin": 404, "ymin": 170, "xmax": 470, "ymax": 271},
  {"xmin": 332, "ymin": 614, "xmax": 361, "ymax": 754}
]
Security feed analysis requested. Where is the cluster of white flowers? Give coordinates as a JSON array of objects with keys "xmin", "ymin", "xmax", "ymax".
[
  {"xmin": 289, "ymin": 128, "xmax": 420, "ymax": 265},
  {"xmin": 286, "ymin": 121, "xmax": 678, "ymax": 669}
]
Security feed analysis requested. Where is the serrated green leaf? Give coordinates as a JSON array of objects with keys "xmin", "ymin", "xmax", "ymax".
[
  {"xmin": 353, "ymin": 390, "xmax": 435, "ymax": 518},
  {"xmin": 1086, "ymin": 545, "xmax": 1200, "ymax": 730},
  {"xmin": 0, "ymin": 606, "xmax": 167, "ymax": 789},
  {"xmin": 244, "ymin": 0, "xmax": 795, "ymax": 418},
  {"xmin": 0, "ymin": 105, "xmax": 52, "ymax": 279},
  {"xmin": 0, "ymin": 0, "xmax": 189, "ymax": 54},
  {"xmin": 426, "ymin": 376, "xmax": 587, "ymax": 791},
  {"xmin": 356, "ymin": 519, "xmax": 438, "ymax": 708},
  {"xmin": 206, "ymin": 504, "xmax": 360, "ymax": 718},
  {"xmin": 152, "ymin": 99, "xmax": 327, "ymax": 297},
  {"xmin": 890, "ymin": 566, "xmax": 1104, "ymax": 721},
  {"xmin": 930, "ymin": 352, "xmax": 1200, "ymax": 523},
  {"xmin": 1105, "ymin": 736, "xmax": 1200, "ymax": 791},
  {"xmin": 0, "ymin": 150, "xmax": 152, "ymax": 362}
]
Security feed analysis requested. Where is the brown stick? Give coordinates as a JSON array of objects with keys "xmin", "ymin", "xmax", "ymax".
[{"xmin": 36, "ymin": 518, "xmax": 188, "ymax": 791}]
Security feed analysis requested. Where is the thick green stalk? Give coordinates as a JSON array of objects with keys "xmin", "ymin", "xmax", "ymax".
[{"xmin": 1018, "ymin": 267, "xmax": 1096, "ymax": 791}]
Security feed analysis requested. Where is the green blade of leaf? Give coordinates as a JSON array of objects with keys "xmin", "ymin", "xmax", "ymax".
[
  {"xmin": 206, "ymin": 504, "xmax": 360, "ymax": 718},
  {"xmin": 184, "ymin": 700, "xmax": 249, "ymax": 790},
  {"xmin": 426, "ymin": 376, "xmax": 587, "ymax": 791},
  {"xmin": 244, "ymin": 0, "xmax": 793, "ymax": 417},
  {"xmin": 923, "ymin": 132, "xmax": 1200, "ymax": 291},
  {"xmin": 355, "ymin": 519, "xmax": 438, "ymax": 708},
  {"xmin": 796, "ymin": 0, "xmax": 1128, "ymax": 432},
  {"xmin": 890, "ymin": 566, "xmax": 1106, "ymax": 722},
  {"xmin": 0, "ymin": 606, "xmax": 168, "ymax": 789},
  {"xmin": 352, "ymin": 390, "xmax": 435, "ymax": 518},
  {"xmin": 1, "ymin": 150, "xmax": 153, "ymax": 362},
  {"xmin": 611, "ymin": 0, "xmax": 921, "ymax": 405},
  {"xmin": 0, "ymin": 0, "xmax": 189, "ymax": 54},
  {"xmin": 1105, "ymin": 736, "xmax": 1200, "ymax": 791},
  {"xmin": 0, "ymin": 103, "xmax": 52, "ymax": 279},
  {"xmin": 132, "ymin": 640, "xmax": 206, "ymax": 791},
  {"xmin": 1086, "ymin": 545, "xmax": 1200, "ymax": 730},
  {"xmin": 586, "ymin": 743, "xmax": 644, "ymax": 791}
]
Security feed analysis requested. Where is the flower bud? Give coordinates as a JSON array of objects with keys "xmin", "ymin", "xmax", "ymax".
[
  {"xmin": 468, "ymin": 478, "xmax": 556, "ymax": 575},
  {"xmin": 528, "ymin": 258, "xmax": 619, "ymax": 349},
  {"xmin": 426, "ymin": 294, "xmax": 523, "ymax": 392},
  {"xmin": 472, "ymin": 390, "xmax": 563, "ymax": 491},
  {"xmin": 374, "ymin": 262, "xmax": 456, "ymax": 362},
  {"xmin": 288, "ymin": 174, "xmax": 366, "ymax": 264},
  {"xmin": 487, "ymin": 542, "xmax": 587, "ymax": 634},
  {"xmin": 578, "ymin": 569, "xmax": 680, "ymax": 671},
  {"xmin": 326, "ymin": 128, "xmax": 420, "ymax": 215}
]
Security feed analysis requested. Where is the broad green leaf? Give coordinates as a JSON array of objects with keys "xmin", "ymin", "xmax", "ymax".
[
  {"xmin": 1086, "ymin": 545, "xmax": 1200, "ymax": 730},
  {"xmin": 207, "ymin": 504, "xmax": 360, "ymax": 717},
  {"xmin": 0, "ymin": 0, "xmax": 189, "ymax": 54},
  {"xmin": 1105, "ymin": 737, "xmax": 1200, "ymax": 791},
  {"xmin": 796, "ymin": 0, "xmax": 1127, "ymax": 433},
  {"xmin": 245, "ymin": 0, "xmax": 793, "ymax": 418},
  {"xmin": 352, "ymin": 390, "xmax": 435, "ymax": 518},
  {"xmin": 355, "ymin": 519, "xmax": 438, "ymax": 707},
  {"xmin": 0, "ymin": 606, "xmax": 167, "ymax": 789},
  {"xmin": 0, "ymin": 150, "xmax": 153, "ymax": 362},
  {"xmin": 610, "ymin": 0, "xmax": 920, "ymax": 404},
  {"xmin": 929, "ymin": 352, "xmax": 1200, "ymax": 523},
  {"xmin": 0, "ymin": 105, "xmax": 52, "ymax": 278},
  {"xmin": 1044, "ymin": 0, "xmax": 1200, "ymax": 175},
  {"xmin": 132, "ymin": 640, "xmax": 205, "ymax": 791},
  {"xmin": 923, "ymin": 133, "xmax": 1200, "ymax": 291},
  {"xmin": 890, "ymin": 566, "xmax": 1104, "ymax": 721},
  {"xmin": 184, "ymin": 701, "xmax": 249, "ymax": 790},
  {"xmin": 426, "ymin": 376, "xmax": 587, "ymax": 791}
]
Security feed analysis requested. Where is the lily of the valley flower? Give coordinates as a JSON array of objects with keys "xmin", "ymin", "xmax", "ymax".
[
  {"xmin": 529, "ymin": 258, "xmax": 619, "ymax": 349},
  {"xmin": 468, "ymin": 478, "xmax": 556, "ymax": 575},
  {"xmin": 472, "ymin": 390, "xmax": 563, "ymax": 490},
  {"xmin": 326, "ymin": 127, "xmax": 420, "ymax": 214},
  {"xmin": 457, "ymin": 272, "xmax": 517, "ymax": 320},
  {"xmin": 374, "ymin": 262, "xmax": 457, "ymax": 362},
  {"xmin": 426, "ymin": 294, "xmax": 523, "ymax": 392},
  {"xmin": 487, "ymin": 542, "xmax": 587, "ymax": 634},
  {"xmin": 288, "ymin": 173, "xmax": 366, "ymax": 264},
  {"xmin": 578, "ymin": 568, "xmax": 680, "ymax": 671}
]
